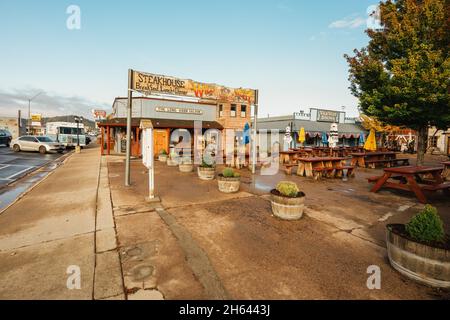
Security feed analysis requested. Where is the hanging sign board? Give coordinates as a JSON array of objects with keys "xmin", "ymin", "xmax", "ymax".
[{"xmin": 131, "ymin": 70, "xmax": 256, "ymax": 104}]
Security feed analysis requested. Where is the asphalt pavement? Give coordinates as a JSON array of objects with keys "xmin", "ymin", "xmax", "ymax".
[{"xmin": 0, "ymin": 146, "xmax": 65, "ymax": 188}]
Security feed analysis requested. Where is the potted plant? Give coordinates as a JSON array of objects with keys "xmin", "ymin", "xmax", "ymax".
[
  {"xmin": 158, "ymin": 149, "xmax": 168, "ymax": 162},
  {"xmin": 178, "ymin": 158, "xmax": 194, "ymax": 173},
  {"xmin": 270, "ymin": 181, "xmax": 305, "ymax": 221},
  {"xmin": 197, "ymin": 160, "xmax": 216, "ymax": 181},
  {"xmin": 217, "ymin": 168, "xmax": 241, "ymax": 193},
  {"xmin": 386, "ymin": 205, "xmax": 450, "ymax": 288},
  {"xmin": 167, "ymin": 151, "xmax": 179, "ymax": 167}
]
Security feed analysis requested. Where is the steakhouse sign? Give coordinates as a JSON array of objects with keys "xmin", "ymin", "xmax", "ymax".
[{"xmin": 131, "ymin": 70, "xmax": 256, "ymax": 104}]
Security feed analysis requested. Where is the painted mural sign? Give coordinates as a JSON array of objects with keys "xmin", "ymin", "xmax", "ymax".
[
  {"xmin": 317, "ymin": 110, "xmax": 339, "ymax": 123},
  {"xmin": 155, "ymin": 106, "xmax": 203, "ymax": 115},
  {"xmin": 132, "ymin": 70, "xmax": 256, "ymax": 104}
]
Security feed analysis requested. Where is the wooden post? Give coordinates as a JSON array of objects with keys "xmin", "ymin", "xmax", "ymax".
[
  {"xmin": 100, "ymin": 126, "xmax": 105, "ymax": 155},
  {"xmin": 107, "ymin": 126, "xmax": 111, "ymax": 155}
]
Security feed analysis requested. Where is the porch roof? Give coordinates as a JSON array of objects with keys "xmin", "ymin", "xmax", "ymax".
[{"xmin": 97, "ymin": 118, "xmax": 223, "ymax": 130}]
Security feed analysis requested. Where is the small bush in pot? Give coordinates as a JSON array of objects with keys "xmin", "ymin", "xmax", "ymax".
[
  {"xmin": 217, "ymin": 168, "xmax": 241, "ymax": 193},
  {"xmin": 405, "ymin": 205, "xmax": 445, "ymax": 244},
  {"xmin": 178, "ymin": 158, "xmax": 194, "ymax": 173},
  {"xmin": 158, "ymin": 149, "xmax": 168, "ymax": 162},
  {"xmin": 197, "ymin": 159, "xmax": 216, "ymax": 181},
  {"xmin": 167, "ymin": 151, "xmax": 179, "ymax": 166},
  {"xmin": 386, "ymin": 205, "xmax": 450, "ymax": 288},
  {"xmin": 270, "ymin": 181, "xmax": 305, "ymax": 221}
]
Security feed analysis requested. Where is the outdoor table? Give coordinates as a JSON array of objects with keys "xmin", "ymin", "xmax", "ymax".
[
  {"xmin": 350, "ymin": 151, "xmax": 398, "ymax": 168},
  {"xmin": 442, "ymin": 161, "xmax": 450, "ymax": 181},
  {"xmin": 279, "ymin": 151, "xmax": 299, "ymax": 164},
  {"xmin": 370, "ymin": 166, "xmax": 450, "ymax": 204},
  {"xmin": 296, "ymin": 157, "xmax": 347, "ymax": 178}
]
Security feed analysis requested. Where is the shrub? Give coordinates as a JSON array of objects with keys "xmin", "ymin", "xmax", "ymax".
[
  {"xmin": 276, "ymin": 181, "xmax": 300, "ymax": 197},
  {"xmin": 200, "ymin": 160, "xmax": 215, "ymax": 168},
  {"xmin": 159, "ymin": 149, "xmax": 168, "ymax": 155},
  {"xmin": 200, "ymin": 154, "xmax": 215, "ymax": 168},
  {"xmin": 406, "ymin": 205, "xmax": 445, "ymax": 243},
  {"xmin": 222, "ymin": 168, "xmax": 239, "ymax": 178}
]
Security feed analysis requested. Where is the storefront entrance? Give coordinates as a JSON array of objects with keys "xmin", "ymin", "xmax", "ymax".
[{"xmin": 153, "ymin": 129, "xmax": 169, "ymax": 156}]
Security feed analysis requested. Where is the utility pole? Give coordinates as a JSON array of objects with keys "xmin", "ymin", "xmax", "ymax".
[
  {"xmin": 251, "ymin": 90, "xmax": 259, "ymax": 175},
  {"xmin": 125, "ymin": 69, "xmax": 133, "ymax": 186}
]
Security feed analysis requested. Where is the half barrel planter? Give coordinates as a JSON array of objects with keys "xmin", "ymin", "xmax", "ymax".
[
  {"xmin": 217, "ymin": 175, "xmax": 240, "ymax": 193},
  {"xmin": 158, "ymin": 154, "xmax": 168, "ymax": 162},
  {"xmin": 386, "ymin": 224, "xmax": 450, "ymax": 288},
  {"xmin": 179, "ymin": 163, "xmax": 194, "ymax": 173},
  {"xmin": 197, "ymin": 167, "xmax": 216, "ymax": 181},
  {"xmin": 270, "ymin": 190, "xmax": 306, "ymax": 221}
]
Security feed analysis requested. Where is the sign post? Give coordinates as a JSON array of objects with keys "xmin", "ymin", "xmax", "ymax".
[
  {"xmin": 140, "ymin": 120, "xmax": 155, "ymax": 200},
  {"xmin": 251, "ymin": 90, "xmax": 259, "ymax": 175},
  {"xmin": 125, "ymin": 69, "xmax": 133, "ymax": 187}
]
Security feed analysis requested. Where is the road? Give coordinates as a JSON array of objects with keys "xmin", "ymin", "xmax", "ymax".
[{"xmin": 0, "ymin": 146, "xmax": 65, "ymax": 188}]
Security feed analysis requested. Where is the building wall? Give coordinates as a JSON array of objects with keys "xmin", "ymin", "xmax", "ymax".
[
  {"xmin": 428, "ymin": 127, "xmax": 450, "ymax": 154},
  {"xmin": 0, "ymin": 117, "xmax": 27, "ymax": 139}
]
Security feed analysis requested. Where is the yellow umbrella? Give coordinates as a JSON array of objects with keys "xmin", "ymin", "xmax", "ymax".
[
  {"xmin": 364, "ymin": 129, "xmax": 377, "ymax": 151},
  {"xmin": 298, "ymin": 128, "xmax": 306, "ymax": 145}
]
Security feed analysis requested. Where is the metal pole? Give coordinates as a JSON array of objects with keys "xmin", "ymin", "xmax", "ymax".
[
  {"xmin": 251, "ymin": 90, "xmax": 259, "ymax": 174},
  {"xmin": 28, "ymin": 100, "xmax": 31, "ymax": 135},
  {"xmin": 125, "ymin": 69, "xmax": 133, "ymax": 186},
  {"xmin": 77, "ymin": 119, "xmax": 80, "ymax": 147}
]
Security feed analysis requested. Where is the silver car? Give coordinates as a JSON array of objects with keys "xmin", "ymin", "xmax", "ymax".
[{"xmin": 11, "ymin": 136, "xmax": 65, "ymax": 154}]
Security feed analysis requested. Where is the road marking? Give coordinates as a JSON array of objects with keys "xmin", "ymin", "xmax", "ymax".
[
  {"xmin": 6, "ymin": 167, "xmax": 34, "ymax": 180},
  {"xmin": 0, "ymin": 165, "xmax": 11, "ymax": 170},
  {"xmin": 0, "ymin": 164, "xmax": 38, "ymax": 168},
  {"xmin": 0, "ymin": 178, "xmax": 12, "ymax": 181}
]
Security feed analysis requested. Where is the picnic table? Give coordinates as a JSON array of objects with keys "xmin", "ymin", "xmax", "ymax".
[
  {"xmin": 350, "ymin": 151, "xmax": 409, "ymax": 168},
  {"xmin": 296, "ymin": 157, "xmax": 353, "ymax": 180},
  {"xmin": 369, "ymin": 166, "xmax": 450, "ymax": 204},
  {"xmin": 443, "ymin": 161, "xmax": 450, "ymax": 181},
  {"xmin": 279, "ymin": 151, "xmax": 299, "ymax": 164}
]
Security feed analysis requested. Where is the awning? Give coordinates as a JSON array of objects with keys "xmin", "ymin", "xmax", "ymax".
[{"xmin": 98, "ymin": 118, "xmax": 223, "ymax": 130}]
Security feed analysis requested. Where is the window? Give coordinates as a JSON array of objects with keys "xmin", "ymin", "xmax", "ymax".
[
  {"xmin": 230, "ymin": 104, "xmax": 237, "ymax": 117},
  {"xmin": 241, "ymin": 105, "xmax": 247, "ymax": 118},
  {"xmin": 429, "ymin": 136, "xmax": 438, "ymax": 148},
  {"xmin": 218, "ymin": 104, "xmax": 223, "ymax": 117},
  {"xmin": 20, "ymin": 136, "xmax": 35, "ymax": 142},
  {"xmin": 37, "ymin": 136, "xmax": 54, "ymax": 142}
]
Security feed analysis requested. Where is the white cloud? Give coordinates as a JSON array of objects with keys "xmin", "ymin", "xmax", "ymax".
[
  {"xmin": 329, "ymin": 16, "xmax": 366, "ymax": 29},
  {"xmin": 0, "ymin": 88, "xmax": 110, "ymax": 120}
]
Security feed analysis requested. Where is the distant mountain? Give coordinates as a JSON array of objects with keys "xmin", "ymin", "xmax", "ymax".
[{"xmin": 42, "ymin": 115, "xmax": 96, "ymax": 129}]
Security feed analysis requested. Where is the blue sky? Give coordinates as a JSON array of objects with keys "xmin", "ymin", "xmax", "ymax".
[{"xmin": 0, "ymin": 0, "xmax": 378, "ymax": 119}]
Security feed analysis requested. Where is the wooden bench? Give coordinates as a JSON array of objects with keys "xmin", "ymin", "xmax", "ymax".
[
  {"xmin": 422, "ymin": 182, "xmax": 450, "ymax": 191},
  {"xmin": 284, "ymin": 164, "xmax": 298, "ymax": 175},
  {"xmin": 391, "ymin": 158, "xmax": 410, "ymax": 166},
  {"xmin": 335, "ymin": 165, "xmax": 355, "ymax": 178},
  {"xmin": 365, "ymin": 159, "xmax": 394, "ymax": 169},
  {"xmin": 312, "ymin": 167, "xmax": 335, "ymax": 180}
]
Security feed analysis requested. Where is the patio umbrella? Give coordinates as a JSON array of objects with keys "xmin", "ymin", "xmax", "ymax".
[
  {"xmin": 243, "ymin": 122, "xmax": 250, "ymax": 145},
  {"xmin": 298, "ymin": 128, "xmax": 306, "ymax": 145},
  {"xmin": 364, "ymin": 129, "xmax": 377, "ymax": 151},
  {"xmin": 359, "ymin": 132, "xmax": 366, "ymax": 146},
  {"xmin": 321, "ymin": 132, "xmax": 328, "ymax": 145}
]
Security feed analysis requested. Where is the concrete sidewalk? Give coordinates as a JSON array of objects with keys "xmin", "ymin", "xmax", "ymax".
[{"xmin": 0, "ymin": 145, "xmax": 124, "ymax": 300}]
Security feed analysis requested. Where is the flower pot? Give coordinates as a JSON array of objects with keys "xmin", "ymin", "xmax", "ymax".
[
  {"xmin": 270, "ymin": 189, "xmax": 305, "ymax": 221},
  {"xmin": 158, "ymin": 154, "xmax": 168, "ymax": 162},
  {"xmin": 386, "ymin": 224, "xmax": 450, "ymax": 288},
  {"xmin": 197, "ymin": 167, "xmax": 215, "ymax": 181},
  {"xmin": 179, "ymin": 163, "xmax": 194, "ymax": 173},
  {"xmin": 167, "ymin": 158, "xmax": 179, "ymax": 167},
  {"xmin": 217, "ymin": 175, "xmax": 240, "ymax": 193}
]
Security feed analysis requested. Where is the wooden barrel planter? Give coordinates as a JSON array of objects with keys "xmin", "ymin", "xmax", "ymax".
[
  {"xmin": 217, "ymin": 175, "xmax": 240, "ymax": 193},
  {"xmin": 386, "ymin": 224, "xmax": 450, "ymax": 288},
  {"xmin": 179, "ymin": 163, "xmax": 194, "ymax": 173},
  {"xmin": 167, "ymin": 158, "xmax": 179, "ymax": 167},
  {"xmin": 270, "ymin": 189, "xmax": 305, "ymax": 221},
  {"xmin": 158, "ymin": 154, "xmax": 168, "ymax": 162},
  {"xmin": 197, "ymin": 167, "xmax": 215, "ymax": 180}
]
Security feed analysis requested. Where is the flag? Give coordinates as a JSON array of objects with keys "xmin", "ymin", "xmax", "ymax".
[
  {"xmin": 243, "ymin": 123, "xmax": 250, "ymax": 145},
  {"xmin": 298, "ymin": 128, "xmax": 306, "ymax": 144},
  {"xmin": 321, "ymin": 132, "xmax": 328, "ymax": 145}
]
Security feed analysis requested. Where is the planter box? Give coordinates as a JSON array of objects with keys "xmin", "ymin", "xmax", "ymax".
[
  {"xmin": 270, "ymin": 189, "xmax": 305, "ymax": 221},
  {"xmin": 179, "ymin": 163, "xmax": 194, "ymax": 173},
  {"xmin": 198, "ymin": 167, "xmax": 215, "ymax": 180},
  {"xmin": 167, "ymin": 158, "xmax": 179, "ymax": 167},
  {"xmin": 217, "ymin": 175, "xmax": 240, "ymax": 193},
  {"xmin": 386, "ymin": 224, "xmax": 450, "ymax": 288},
  {"xmin": 158, "ymin": 154, "xmax": 168, "ymax": 162}
]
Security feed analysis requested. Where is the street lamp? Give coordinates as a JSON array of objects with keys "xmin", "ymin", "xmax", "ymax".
[
  {"xmin": 28, "ymin": 92, "xmax": 44, "ymax": 135},
  {"xmin": 74, "ymin": 116, "xmax": 84, "ymax": 147}
]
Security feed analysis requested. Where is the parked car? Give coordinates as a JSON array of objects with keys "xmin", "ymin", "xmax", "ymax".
[
  {"xmin": 11, "ymin": 136, "xmax": 65, "ymax": 154},
  {"xmin": 0, "ymin": 129, "xmax": 12, "ymax": 147}
]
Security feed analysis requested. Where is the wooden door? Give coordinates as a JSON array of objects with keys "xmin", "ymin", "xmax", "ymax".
[
  {"xmin": 153, "ymin": 129, "xmax": 168, "ymax": 157},
  {"xmin": 447, "ymin": 137, "xmax": 450, "ymax": 155}
]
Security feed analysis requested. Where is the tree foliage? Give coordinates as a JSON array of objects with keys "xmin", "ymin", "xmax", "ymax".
[{"xmin": 345, "ymin": 0, "xmax": 450, "ymax": 131}]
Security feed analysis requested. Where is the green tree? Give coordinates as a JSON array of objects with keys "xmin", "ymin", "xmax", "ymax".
[{"xmin": 345, "ymin": 0, "xmax": 450, "ymax": 164}]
